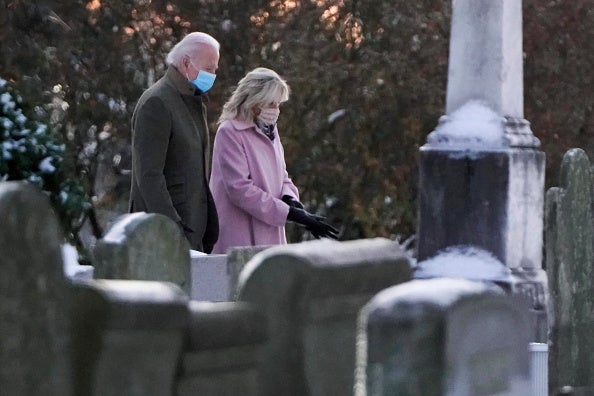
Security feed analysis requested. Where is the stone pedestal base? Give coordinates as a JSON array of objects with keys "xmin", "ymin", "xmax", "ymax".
[
  {"xmin": 417, "ymin": 146, "xmax": 547, "ymax": 341},
  {"xmin": 417, "ymin": 147, "xmax": 545, "ymax": 269}
]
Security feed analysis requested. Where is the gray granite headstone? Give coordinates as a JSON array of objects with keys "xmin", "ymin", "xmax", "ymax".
[
  {"xmin": 176, "ymin": 301, "xmax": 268, "ymax": 396},
  {"xmin": 226, "ymin": 245, "xmax": 272, "ymax": 300},
  {"xmin": 237, "ymin": 238, "xmax": 413, "ymax": 396},
  {"xmin": 545, "ymin": 148, "xmax": 594, "ymax": 390},
  {"xmin": 69, "ymin": 279, "xmax": 189, "ymax": 396},
  {"xmin": 93, "ymin": 212, "xmax": 191, "ymax": 295},
  {"xmin": 356, "ymin": 278, "xmax": 531, "ymax": 396},
  {"xmin": 0, "ymin": 181, "xmax": 72, "ymax": 395}
]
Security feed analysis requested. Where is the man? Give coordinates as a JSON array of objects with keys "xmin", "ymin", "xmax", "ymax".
[{"xmin": 129, "ymin": 32, "xmax": 219, "ymax": 253}]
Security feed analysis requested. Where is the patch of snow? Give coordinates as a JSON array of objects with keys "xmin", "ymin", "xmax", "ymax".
[
  {"xmin": 101, "ymin": 212, "xmax": 146, "ymax": 243},
  {"xmin": 370, "ymin": 278, "xmax": 496, "ymax": 309},
  {"xmin": 39, "ymin": 156, "xmax": 56, "ymax": 173},
  {"xmin": 426, "ymin": 101, "xmax": 506, "ymax": 149},
  {"xmin": 190, "ymin": 249, "xmax": 207, "ymax": 258},
  {"xmin": 327, "ymin": 109, "xmax": 346, "ymax": 123},
  {"xmin": 414, "ymin": 245, "xmax": 512, "ymax": 282},
  {"xmin": 61, "ymin": 243, "xmax": 94, "ymax": 280}
]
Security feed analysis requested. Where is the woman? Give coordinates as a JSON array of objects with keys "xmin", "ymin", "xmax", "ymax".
[{"xmin": 209, "ymin": 67, "xmax": 338, "ymax": 253}]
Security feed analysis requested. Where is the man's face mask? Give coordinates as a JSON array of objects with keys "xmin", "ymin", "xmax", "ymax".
[{"xmin": 189, "ymin": 62, "xmax": 216, "ymax": 93}]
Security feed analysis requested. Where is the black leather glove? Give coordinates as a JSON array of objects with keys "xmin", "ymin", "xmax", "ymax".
[
  {"xmin": 282, "ymin": 195, "xmax": 305, "ymax": 210},
  {"xmin": 287, "ymin": 206, "xmax": 339, "ymax": 240}
]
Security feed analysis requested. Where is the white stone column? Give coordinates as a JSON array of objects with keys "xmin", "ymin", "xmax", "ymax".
[
  {"xmin": 416, "ymin": 0, "xmax": 548, "ymax": 341},
  {"xmin": 446, "ymin": 0, "xmax": 524, "ymax": 119}
]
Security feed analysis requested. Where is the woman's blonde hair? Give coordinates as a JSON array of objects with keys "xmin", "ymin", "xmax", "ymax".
[{"xmin": 218, "ymin": 67, "xmax": 290, "ymax": 124}]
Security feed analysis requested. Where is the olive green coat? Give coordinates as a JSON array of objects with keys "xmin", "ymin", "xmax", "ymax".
[{"xmin": 129, "ymin": 66, "xmax": 218, "ymax": 252}]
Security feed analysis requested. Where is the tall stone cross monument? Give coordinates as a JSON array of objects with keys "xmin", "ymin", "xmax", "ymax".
[{"xmin": 416, "ymin": 0, "xmax": 547, "ymax": 340}]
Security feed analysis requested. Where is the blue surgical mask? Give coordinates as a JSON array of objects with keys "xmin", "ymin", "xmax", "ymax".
[{"xmin": 189, "ymin": 70, "xmax": 216, "ymax": 93}]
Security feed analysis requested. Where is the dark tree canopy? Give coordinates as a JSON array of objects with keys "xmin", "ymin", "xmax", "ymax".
[{"xmin": 1, "ymin": 0, "xmax": 592, "ymax": 248}]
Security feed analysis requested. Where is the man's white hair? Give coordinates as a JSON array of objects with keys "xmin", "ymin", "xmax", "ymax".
[{"xmin": 166, "ymin": 32, "xmax": 220, "ymax": 67}]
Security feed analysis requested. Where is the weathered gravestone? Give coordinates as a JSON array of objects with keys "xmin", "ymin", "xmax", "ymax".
[
  {"xmin": 237, "ymin": 238, "xmax": 413, "ymax": 396},
  {"xmin": 69, "ymin": 279, "xmax": 189, "ymax": 396},
  {"xmin": 227, "ymin": 245, "xmax": 271, "ymax": 300},
  {"xmin": 0, "ymin": 181, "xmax": 72, "ymax": 395},
  {"xmin": 93, "ymin": 212, "xmax": 191, "ymax": 295},
  {"xmin": 356, "ymin": 278, "xmax": 532, "ymax": 396},
  {"xmin": 545, "ymin": 148, "xmax": 594, "ymax": 391},
  {"xmin": 176, "ymin": 301, "xmax": 268, "ymax": 396}
]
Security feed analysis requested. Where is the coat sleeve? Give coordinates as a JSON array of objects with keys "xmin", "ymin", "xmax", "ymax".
[
  {"xmin": 215, "ymin": 125, "xmax": 289, "ymax": 227},
  {"xmin": 277, "ymin": 135, "xmax": 300, "ymax": 200},
  {"xmin": 131, "ymin": 96, "xmax": 181, "ymax": 222}
]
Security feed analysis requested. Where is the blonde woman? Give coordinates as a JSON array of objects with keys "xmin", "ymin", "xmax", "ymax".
[{"xmin": 209, "ymin": 67, "xmax": 338, "ymax": 253}]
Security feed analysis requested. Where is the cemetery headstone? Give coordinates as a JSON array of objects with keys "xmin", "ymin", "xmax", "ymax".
[
  {"xmin": 356, "ymin": 278, "xmax": 532, "ymax": 396},
  {"xmin": 0, "ymin": 181, "xmax": 72, "ymax": 395},
  {"xmin": 545, "ymin": 148, "xmax": 594, "ymax": 391},
  {"xmin": 227, "ymin": 245, "xmax": 271, "ymax": 300},
  {"xmin": 176, "ymin": 301, "xmax": 268, "ymax": 395},
  {"xmin": 69, "ymin": 279, "xmax": 189, "ymax": 396},
  {"xmin": 93, "ymin": 212, "xmax": 191, "ymax": 295},
  {"xmin": 237, "ymin": 238, "xmax": 413, "ymax": 396}
]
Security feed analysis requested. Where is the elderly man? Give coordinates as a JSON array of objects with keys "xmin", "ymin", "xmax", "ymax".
[{"xmin": 129, "ymin": 32, "xmax": 219, "ymax": 253}]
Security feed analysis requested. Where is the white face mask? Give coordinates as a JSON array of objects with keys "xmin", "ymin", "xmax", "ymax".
[{"xmin": 257, "ymin": 107, "xmax": 280, "ymax": 125}]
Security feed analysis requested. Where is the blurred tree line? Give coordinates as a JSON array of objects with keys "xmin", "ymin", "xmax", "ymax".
[{"xmin": 0, "ymin": 0, "xmax": 592, "ymax": 251}]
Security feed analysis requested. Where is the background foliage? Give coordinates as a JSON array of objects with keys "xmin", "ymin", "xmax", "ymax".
[
  {"xmin": 1, "ymin": 0, "xmax": 592, "ymax": 250},
  {"xmin": 0, "ymin": 78, "xmax": 90, "ymax": 258}
]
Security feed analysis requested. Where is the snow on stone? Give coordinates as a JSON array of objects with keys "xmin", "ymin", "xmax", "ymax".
[
  {"xmin": 426, "ymin": 100, "xmax": 506, "ymax": 149},
  {"xmin": 61, "ymin": 243, "xmax": 94, "ymax": 280},
  {"xmin": 190, "ymin": 249, "xmax": 207, "ymax": 258},
  {"xmin": 101, "ymin": 212, "xmax": 146, "ymax": 243},
  {"xmin": 414, "ymin": 245, "xmax": 512, "ymax": 282},
  {"xmin": 370, "ymin": 277, "xmax": 499, "ymax": 309}
]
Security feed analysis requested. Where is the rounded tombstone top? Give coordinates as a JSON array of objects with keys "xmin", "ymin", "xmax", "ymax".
[{"xmin": 93, "ymin": 212, "xmax": 191, "ymax": 294}]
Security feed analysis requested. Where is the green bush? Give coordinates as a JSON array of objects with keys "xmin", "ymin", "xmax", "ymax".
[{"xmin": 0, "ymin": 77, "xmax": 91, "ymax": 259}]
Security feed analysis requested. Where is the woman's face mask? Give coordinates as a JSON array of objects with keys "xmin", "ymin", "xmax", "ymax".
[{"xmin": 257, "ymin": 107, "xmax": 280, "ymax": 125}]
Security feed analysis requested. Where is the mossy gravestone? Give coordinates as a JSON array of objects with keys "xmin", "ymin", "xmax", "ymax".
[
  {"xmin": 0, "ymin": 181, "xmax": 72, "ymax": 395},
  {"xmin": 94, "ymin": 212, "xmax": 191, "ymax": 295},
  {"xmin": 545, "ymin": 148, "xmax": 594, "ymax": 390}
]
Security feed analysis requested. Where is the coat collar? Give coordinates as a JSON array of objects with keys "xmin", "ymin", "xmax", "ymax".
[
  {"xmin": 229, "ymin": 119, "xmax": 257, "ymax": 131},
  {"xmin": 164, "ymin": 66, "xmax": 199, "ymax": 97}
]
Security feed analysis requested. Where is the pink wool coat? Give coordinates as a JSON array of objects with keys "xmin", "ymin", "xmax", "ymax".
[{"xmin": 209, "ymin": 119, "xmax": 299, "ymax": 253}]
